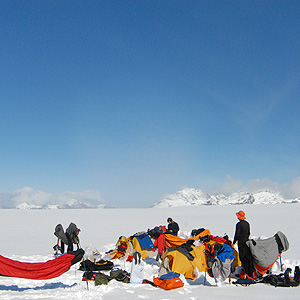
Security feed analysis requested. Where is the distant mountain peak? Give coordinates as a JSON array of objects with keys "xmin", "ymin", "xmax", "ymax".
[{"xmin": 152, "ymin": 187, "xmax": 299, "ymax": 207}]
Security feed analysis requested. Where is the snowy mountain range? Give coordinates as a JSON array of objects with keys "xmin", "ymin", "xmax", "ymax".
[
  {"xmin": 153, "ymin": 187, "xmax": 300, "ymax": 208},
  {"xmin": 1, "ymin": 186, "xmax": 299, "ymax": 209}
]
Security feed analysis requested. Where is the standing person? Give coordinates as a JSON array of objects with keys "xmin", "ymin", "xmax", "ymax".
[
  {"xmin": 166, "ymin": 217, "xmax": 180, "ymax": 236},
  {"xmin": 232, "ymin": 210, "xmax": 254, "ymax": 278}
]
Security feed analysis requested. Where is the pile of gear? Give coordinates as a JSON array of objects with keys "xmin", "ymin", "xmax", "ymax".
[{"xmin": 49, "ymin": 219, "xmax": 300, "ymax": 290}]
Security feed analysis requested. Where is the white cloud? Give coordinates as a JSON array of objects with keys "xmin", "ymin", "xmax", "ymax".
[
  {"xmin": 0, "ymin": 187, "xmax": 105, "ymax": 208},
  {"xmin": 281, "ymin": 177, "xmax": 300, "ymax": 199},
  {"xmin": 247, "ymin": 178, "xmax": 281, "ymax": 193},
  {"xmin": 247, "ymin": 177, "xmax": 300, "ymax": 199},
  {"xmin": 212, "ymin": 175, "xmax": 244, "ymax": 195},
  {"xmin": 212, "ymin": 176, "xmax": 300, "ymax": 199}
]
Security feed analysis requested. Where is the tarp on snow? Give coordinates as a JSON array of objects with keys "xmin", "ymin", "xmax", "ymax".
[
  {"xmin": 0, "ymin": 249, "xmax": 84, "ymax": 280},
  {"xmin": 164, "ymin": 229, "xmax": 211, "ymax": 249},
  {"xmin": 135, "ymin": 234, "xmax": 153, "ymax": 250},
  {"xmin": 246, "ymin": 231, "xmax": 289, "ymax": 275},
  {"xmin": 129, "ymin": 234, "xmax": 157, "ymax": 259}
]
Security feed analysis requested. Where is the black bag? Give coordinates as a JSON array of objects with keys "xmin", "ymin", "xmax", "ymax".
[
  {"xmin": 261, "ymin": 266, "xmax": 300, "ymax": 287},
  {"xmin": 95, "ymin": 273, "xmax": 113, "ymax": 285},
  {"xmin": 79, "ymin": 259, "xmax": 113, "ymax": 271},
  {"xmin": 191, "ymin": 228, "xmax": 205, "ymax": 237},
  {"xmin": 94, "ymin": 268, "xmax": 130, "ymax": 285},
  {"xmin": 110, "ymin": 269, "xmax": 130, "ymax": 283}
]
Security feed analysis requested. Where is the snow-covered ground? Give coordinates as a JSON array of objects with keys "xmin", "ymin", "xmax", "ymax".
[{"xmin": 0, "ymin": 204, "xmax": 299, "ymax": 299}]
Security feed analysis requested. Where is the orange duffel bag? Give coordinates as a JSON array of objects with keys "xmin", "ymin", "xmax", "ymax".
[{"xmin": 153, "ymin": 272, "xmax": 184, "ymax": 290}]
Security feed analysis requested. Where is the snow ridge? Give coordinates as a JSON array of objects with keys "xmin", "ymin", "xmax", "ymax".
[{"xmin": 153, "ymin": 187, "xmax": 299, "ymax": 208}]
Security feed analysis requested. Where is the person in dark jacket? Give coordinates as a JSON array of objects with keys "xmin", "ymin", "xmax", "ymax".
[
  {"xmin": 166, "ymin": 217, "xmax": 179, "ymax": 236},
  {"xmin": 232, "ymin": 210, "xmax": 254, "ymax": 277}
]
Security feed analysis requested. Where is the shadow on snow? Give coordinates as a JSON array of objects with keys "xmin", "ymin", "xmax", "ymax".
[{"xmin": 0, "ymin": 282, "xmax": 77, "ymax": 291}]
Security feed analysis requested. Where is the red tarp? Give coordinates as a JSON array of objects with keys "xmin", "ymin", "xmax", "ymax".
[{"xmin": 0, "ymin": 250, "xmax": 83, "ymax": 280}]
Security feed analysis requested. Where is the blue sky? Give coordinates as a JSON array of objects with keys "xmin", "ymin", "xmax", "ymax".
[{"xmin": 1, "ymin": 1, "xmax": 300, "ymax": 207}]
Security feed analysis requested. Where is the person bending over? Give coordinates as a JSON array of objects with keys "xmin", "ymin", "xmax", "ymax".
[{"xmin": 166, "ymin": 217, "xmax": 179, "ymax": 236}]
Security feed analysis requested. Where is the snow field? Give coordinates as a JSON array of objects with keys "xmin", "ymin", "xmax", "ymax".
[{"xmin": 0, "ymin": 204, "xmax": 299, "ymax": 299}]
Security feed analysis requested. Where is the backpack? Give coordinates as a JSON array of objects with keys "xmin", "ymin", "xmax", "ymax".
[
  {"xmin": 147, "ymin": 226, "xmax": 165, "ymax": 239},
  {"xmin": 117, "ymin": 243, "xmax": 127, "ymax": 255},
  {"xmin": 205, "ymin": 243, "xmax": 216, "ymax": 277}
]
